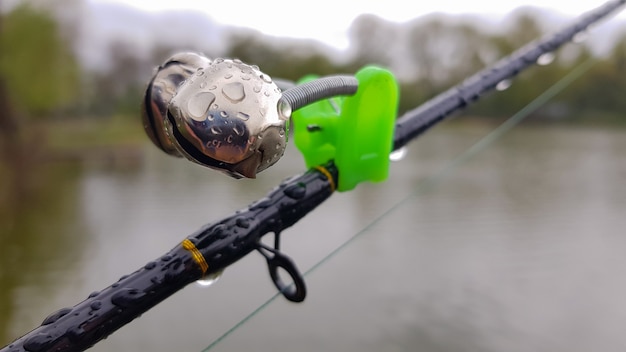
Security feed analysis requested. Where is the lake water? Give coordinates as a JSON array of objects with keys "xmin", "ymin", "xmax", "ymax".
[{"xmin": 2, "ymin": 123, "xmax": 626, "ymax": 352}]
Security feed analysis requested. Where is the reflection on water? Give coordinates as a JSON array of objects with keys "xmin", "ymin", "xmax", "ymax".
[
  {"xmin": 2, "ymin": 124, "xmax": 626, "ymax": 351},
  {"xmin": 0, "ymin": 164, "xmax": 87, "ymax": 344}
]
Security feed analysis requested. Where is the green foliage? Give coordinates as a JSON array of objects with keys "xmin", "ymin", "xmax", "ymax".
[
  {"xmin": 219, "ymin": 11, "xmax": 626, "ymax": 123},
  {"xmin": 0, "ymin": 4, "xmax": 79, "ymax": 117},
  {"xmin": 6, "ymin": 5, "xmax": 618, "ymax": 125}
]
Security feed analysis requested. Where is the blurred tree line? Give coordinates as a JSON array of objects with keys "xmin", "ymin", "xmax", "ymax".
[
  {"xmin": 0, "ymin": 2, "xmax": 81, "ymax": 204},
  {"xmin": 1, "ymin": 3, "xmax": 625, "ymax": 126},
  {"xmin": 0, "ymin": 1, "xmax": 624, "ymax": 220}
]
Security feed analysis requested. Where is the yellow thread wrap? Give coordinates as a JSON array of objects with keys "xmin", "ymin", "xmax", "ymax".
[
  {"xmin": 182, "ymin": 239, "xmax": 209, "ymax": 276},
  {"xmin": 314, "ymin": 166, "xmax": 336, "ymax": 192}
]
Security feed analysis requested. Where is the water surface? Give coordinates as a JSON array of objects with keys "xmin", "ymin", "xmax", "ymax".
[{"xmin": 2, "ymin": 124, "xmax": 625, "ymax": 352}]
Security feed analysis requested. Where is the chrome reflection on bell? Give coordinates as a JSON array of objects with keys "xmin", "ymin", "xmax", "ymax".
[
  {"xmin": 142, "ymin": 52, "xmax": 212, "ymax": 157},
  {"xmin": 141, "ymin": 53, "xmax": 290, "ymax": 178}
]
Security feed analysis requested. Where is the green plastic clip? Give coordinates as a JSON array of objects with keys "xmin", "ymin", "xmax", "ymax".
[{"xmin": 292, "ymin": 66, "xmax": 398, "ymax": 192}]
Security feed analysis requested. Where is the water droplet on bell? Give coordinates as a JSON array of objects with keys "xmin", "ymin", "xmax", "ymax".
[
  {"xmin": 199, "ymin": 82, "xmax": 207, "ymax": 89},
  {"xmin": 220, "ymin": 111, "xmax": 228, "ymax": 118},
  {"xmin": 496, "ymin": 79, "xmax": 512, "ymax": 91},
  {"xmin": 23, "ymin": 332, "xmax": 55, "ymax": 351},
  {"xmin": 389, "ymin": 147, "xmax": 407, "ymax": 161},
  {"xmin": 209, "ymin": 85, "xmax": 217, "ymax": 91},
  {"xmin": 196, "ymin": 271, "xmax": 223, "ymax": 287},
  {"xmin": 42, "ymin": 307, "xmax": 73, "ymax": 325},
  {"xmin": 241, "ymin": 75, "xmax": 251, "ymax": 81},
  {"xmin": 253, "ymin": 85, "xmax": 262, "ymax": 93},
  {"xmin": 187, "ymin": 92, "xmax": 215, "ymax": 121},
  {"xmin": 279, "ymin": 128, "xmax": 285, "ymax": 137},
  {"xmin": 222, "ymin": 82, "xmax": 246, "ymax": 103},
  {"xmin": 211, "ymin": 126, "xmax": 222, "ymax": 135},
  {"xmin": 111, "ymin": 288, "xmax": 145, "ymax": 308},
  {"xmin": 224, "ymin": 73, "xmax": 233, "ymax": 79},
  {"xmin": 233, "ymin": 126, "xmax": 244, "ymax": 136},
  {"xmin": 536, "ymin": 52, "xmax": 555, "ymax": 66},
  {"xmin": 278, "ymin": 100, "xmax": 292, "ymax": 120},
  {"xmin": 197, "ymin": 68, "xmax": 205, "ymax": 76},
  {"xmin": 236, "ymin": 112, "xmax": 250, "ymax": 120},
  {"xmin": 260, "ymin": 73, "xmax": 272, "ymax": 83}
]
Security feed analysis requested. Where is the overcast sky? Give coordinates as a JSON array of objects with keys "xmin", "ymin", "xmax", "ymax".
[{"xmin": 89, "ymin": 0, "xmax": 626, "ymax": 49}]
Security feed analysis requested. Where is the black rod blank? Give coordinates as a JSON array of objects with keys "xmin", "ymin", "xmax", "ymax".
[{"xmin": 393, "ymin": 0, "xmax": 626, "ymax": 150}]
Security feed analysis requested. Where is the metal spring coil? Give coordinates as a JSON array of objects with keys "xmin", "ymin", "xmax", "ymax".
[{"xmin": 281, "ymin": 75, "xmax": 359, "ymax": 111}]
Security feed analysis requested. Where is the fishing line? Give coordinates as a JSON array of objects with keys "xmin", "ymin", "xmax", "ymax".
[{"xmin": 201, "ymin": 58, "xmax": 596, "ymax": 351}]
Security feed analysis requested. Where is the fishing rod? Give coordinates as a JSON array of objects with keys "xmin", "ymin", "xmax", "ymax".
[{"xmin": 2, "ymin": 1, "xmax": 624, "ymax": 351}]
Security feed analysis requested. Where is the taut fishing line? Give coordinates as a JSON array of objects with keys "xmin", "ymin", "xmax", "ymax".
[{"xmin": 201, "ymin": 58, "xmax": 596, "ymax": 351}]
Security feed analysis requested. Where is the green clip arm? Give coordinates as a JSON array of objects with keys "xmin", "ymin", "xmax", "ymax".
[{"xmin": 292, "ymin": 66, "xmax": 399, "ymax": 192}]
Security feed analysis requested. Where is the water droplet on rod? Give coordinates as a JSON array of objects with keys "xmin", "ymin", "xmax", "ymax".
[
  {"xmin": 196, "ymin": 271, "xmax": 223, "ymax": 287},
  {"xmin": 495, "ymin": 79, "xmax": 512, "ymax": 91},
  {"xmin": 536, "ymin": 52, "xmax": 555, "ymax": 66},
  {"xmin": 389, "ymin": 147, "xmax": 407, "ymax": 161},
  {"xmin": 236, "ymin": 112, "xmax": 250, "ymax": 121}
]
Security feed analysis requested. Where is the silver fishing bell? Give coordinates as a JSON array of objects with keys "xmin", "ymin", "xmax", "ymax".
[{"xmin": 142, "ymin": 53, "xmax": 291, "ymax": 178}]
